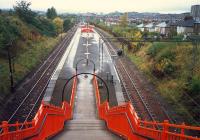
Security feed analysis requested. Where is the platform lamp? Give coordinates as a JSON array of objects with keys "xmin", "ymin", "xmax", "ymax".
[{"xmin": 6, "ymin": 41, "xmax": 15, "ymax": 93}]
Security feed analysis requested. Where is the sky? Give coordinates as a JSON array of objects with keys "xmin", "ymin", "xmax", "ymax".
[{"xmin": 0, "ymin": 0, "xmax": 199, "ymax": 14}]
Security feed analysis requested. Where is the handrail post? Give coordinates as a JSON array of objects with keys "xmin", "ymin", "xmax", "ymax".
[
  {"xmin": 137, "ymin": 119, "xmax": 141, "ymax": 133},
  {"xmin": 180, "ymin": 122, "xmax": 185, "ymax": 140},
  {"xmin": 162, "ymin": 120, "xmax": 169, "ymax": 140},
  {"xmin": 2, "ymin": 121, "xmax": 8, "ymax": 137},
  {"xmin": 16, "ymin": 121, "xmax": 19, "ymax": 131}
]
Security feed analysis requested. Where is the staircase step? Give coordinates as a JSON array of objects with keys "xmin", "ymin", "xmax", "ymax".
[{"xmin": 65, "ymin": 119, "xmax": 106, "ymax": 130}]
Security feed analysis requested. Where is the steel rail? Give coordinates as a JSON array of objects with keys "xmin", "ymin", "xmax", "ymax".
[{"xmin": 97, "ymin": 30, "xmax": 158, "ymax": 122}]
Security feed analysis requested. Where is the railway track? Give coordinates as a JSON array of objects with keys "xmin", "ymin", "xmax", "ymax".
[
  {"xmin": 0, "ymin": 26, "xmax": 78, "ymax": 126},
  {"xmin": 97, "ymin": 28, "xmax": 171, "ymax": 122}
]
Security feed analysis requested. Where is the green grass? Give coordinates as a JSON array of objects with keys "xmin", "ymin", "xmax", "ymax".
[{"xmin": 128, "ymin": 42, "xmax": 200, "ymax": 125}]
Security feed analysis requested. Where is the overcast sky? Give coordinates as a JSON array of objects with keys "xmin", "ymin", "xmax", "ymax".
[{"xmin": 0, "ymin": 0, "xmax": 199, "ymax": 13}]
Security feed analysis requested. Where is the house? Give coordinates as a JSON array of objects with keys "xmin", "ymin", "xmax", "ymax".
[
  {"xmin": 137, "ymin": 23, "xmax": 145, "ymax": 32},
  {"xmin": 168, "ymin": 21, "xmax": 178, "ymax": 36},
  {"xmin": 155, "ymin": 22, "xmax": 170, "ymax": 35},
  {"xmin": 105, "ymin": 18, "xmax": 119, "ymax": 26},
  {"xmin": 144, "ymin": 23, "xmax": 156, "ymax": 32},
  {"xmin": 176, "ymin": 18, "xmax": 195, "ymax": 35}
]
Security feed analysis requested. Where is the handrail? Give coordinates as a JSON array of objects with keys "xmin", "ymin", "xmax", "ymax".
[
  {"xmin": 0, "ymin": 77, "xmax": 77, "ymax": 140},
  {"xmin": 25, "ymin": 109, "xmax": 66, "ymax": 139},
  {"xmin": 93, "ymin": 74, "xmax": 200, "ymax": 140},
  {"xmin": 0, "ymin": 72, "xmax": 200, "ymax": 140},
  {"xmin": 0, "ymin": 102, "xmax": 67, "ymax": 139},
  {"xmin": 62, "ymin": 73, "xmax": 110, "ymax": 102}
]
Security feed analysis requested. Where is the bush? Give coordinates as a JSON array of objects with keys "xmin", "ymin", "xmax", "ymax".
[
  {"xmin": 149, "ymin": 43, "xmax": 176, "ymax": 77},
  {"xmin": 147, "ymin": 42, "xmax": 164, "ymax": 57},
  {"xmin": 153, "ymin": 58, "xmax": 176, "ymax": 77},
  {"xmin": 189, "ymin": 76, "xmax": 200, "ymax": 95},
  {"xmin": 155, "ymin": 48, "xmax": 175, "ymax": 62}
]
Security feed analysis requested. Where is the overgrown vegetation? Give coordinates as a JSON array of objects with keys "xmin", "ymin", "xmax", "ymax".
[
  {"xmin": 0, "ymin": 1, "xmax": 74, "ymax": 98},
  {"xmin": 95, "ymin": 21, "xmax": 200, "ymax": 125}
]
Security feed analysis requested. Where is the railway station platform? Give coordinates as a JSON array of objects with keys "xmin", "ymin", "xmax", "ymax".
[
  {"xmin": 0, "ymin": 26, "xmax": 199, "ymax": 140},
  {"xmin": 47, "ymin": 26, "xmax": 124, "ymax": 139},
  {"xmin": 52, "ymin": 26, "xmax": 121, "ymax": 140}
]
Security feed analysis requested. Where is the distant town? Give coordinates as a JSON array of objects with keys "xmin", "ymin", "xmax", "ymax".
[
  {"xmin": 74, "ymin": 5, "xmax": 200, "ymax": 37},
  {"xmin": 1, "ymin": 4, "xmax": 199, "ymax": 37}
]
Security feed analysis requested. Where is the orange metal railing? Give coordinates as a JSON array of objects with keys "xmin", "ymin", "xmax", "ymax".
[
  {"xmin": 0, "ymin": 75, "xmax": 199, "ymax": 140},
  {"xmin": 0, "ymin": 78, "xmax": 77, "ymax": 140},
  {"xmin": 93, "ymin": 76, "xmax": 200, "ymax": 140}
]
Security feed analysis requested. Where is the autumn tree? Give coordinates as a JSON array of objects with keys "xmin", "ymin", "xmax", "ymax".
[
  {"xmin": 46, "ymin": 7, "xmax": 57, "ymax": 19},
  {"xmin": 53, "ymin": 17, "xmax": 63, "ymax": 35},
  {"xmin": 119, "ymin": 12, "xmax": 128, "ymax": 27}
]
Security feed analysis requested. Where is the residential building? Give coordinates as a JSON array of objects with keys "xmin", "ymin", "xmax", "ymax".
[
  {"xmin": 177, "ymin": 18, "xmax": 195, "ymax": 34},
  {"xmin": 144, "ymin": 23, "xmax": 156, "ymax": 32},
  {"xmin": 155, "ymin": 22, "xmax": 170, "ymax": 35},
  {"xmin": 137, "ymin": 23, "xmax": 145, "ymax": 32},
  {"xmin": 105, "ymin": 18, "xmax": 119, "ymax": 26}
]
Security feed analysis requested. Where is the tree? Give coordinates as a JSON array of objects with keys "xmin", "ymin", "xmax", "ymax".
[
  {"xmin": 13, "ymin": 1, "xmax": 36, "ymax": 23},
  {"xmin": 119, "ymin": 12, "xmax": 128, "ymax": 27},
  {"xmin": 46, "ymin": 7, "xmax": 57, "ymax": 19},
  {"xmin": 53, "ymin": 17, "xmax": 63, "ymax": 35},
  {"xmin": 63, "ymin": 19, "xmax": 72, "ymax": 32},
  {"xmin": 0, "ymin": 16, "xmax": 20, "ymax": 50}
]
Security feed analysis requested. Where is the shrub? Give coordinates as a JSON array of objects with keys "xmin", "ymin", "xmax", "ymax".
[
  {"xmin": 147, "ymin": 42, "xmax": 164, "ymax": 57},
  {"xmin": 155, "ymin": 48, "xmax": 175, "ymax": 62},
  {"xmin": 189, "ymin": 76, "xmax": 200, "ymax": 95},
  {"xmin": 153, "ymin": 58, "xmax": 176, "ymax": 77}
]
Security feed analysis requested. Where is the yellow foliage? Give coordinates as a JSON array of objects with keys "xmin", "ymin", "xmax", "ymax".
[
  {"xmin": 119, "ymin": 13, "xmax": 128, "ymax": 27},
  {"xmin": 53, "ymin": 17, "xmax": 64, "ymax": 35},
  {"xmin": 134, "ymin": 31, "xmax": 142, "ymax": 39}
]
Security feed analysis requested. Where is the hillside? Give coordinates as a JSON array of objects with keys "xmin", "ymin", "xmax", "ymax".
[
  {"xmin": 94, "ymin": 23, "xmax": 200, "ymax": 125},
  {"xmin": 0, "ymin": 1, "xmax": 74, "ymax": 100}
]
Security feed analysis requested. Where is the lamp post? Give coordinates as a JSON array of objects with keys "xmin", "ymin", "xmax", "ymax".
[
  {"xmin": 99, "ymin": 37, "xmax": 101, "ymax": 70},
  {"xmin": 6, "ymin": 42, "xmax": 15, "ymax": 93},
  {"xmin": 101, "ymin": 42, "xmax": 104, "ymax": 73}
]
